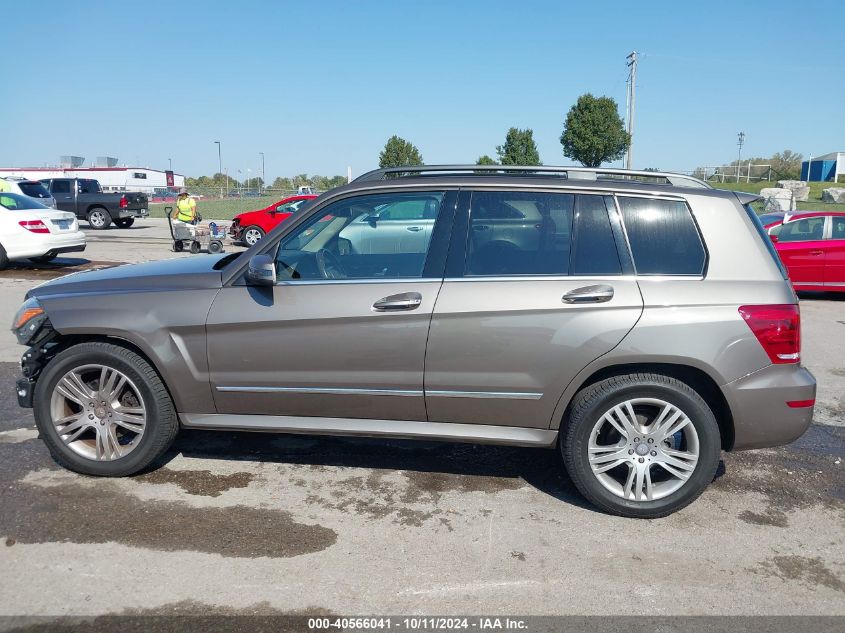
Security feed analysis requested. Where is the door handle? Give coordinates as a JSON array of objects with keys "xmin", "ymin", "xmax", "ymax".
[
  {"xmin": 406, "ymin": 226, "xmax": 423, "ymax": 232},
  {"xmin": 372, "ymin": 292, "xmax": 422, "ymax": 312},
  {"xmin": 562, "ymin": 284, "xmax": 614, "ymax": 304},
  {"xmin": 809, "ymin": 250, "xmax": 824, "ymax": 256}
]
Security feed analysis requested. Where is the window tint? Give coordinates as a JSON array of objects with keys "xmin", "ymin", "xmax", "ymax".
[
  {"xmin": 18, "ymin": 182, "xmax": 51, "ymax": 199},
  {"xmin": 78, "ymin": 179, "xmax": 101, "ymax": 194},
  {"xmin": 274, "ymin": 192, "xmax": 444, "ymax": 281},
  {"xmin": 51, "ymin": 180, "xmax": 71, "ymax": 194},
  {"xmin": 0, "ymin": 193, "xmax": 45, "ymax": 210},
  {"xmin": 465, "ymin": 191, "xmax": 574, "ymax": 276},
  {"xmin": 571, "ymin": 195, "xmax": 622, "ymax": 275},
  {"xmin": 743, "ymin": 204, "xmax": 788, "ymax": 280},
  {"xmin": 778, "ymin": 217, "xmax": 825, "ymax": 243},
  {"xmin": 618, "ymin": 197, "xmax": 705, "ymax": 275},
  {"xmin": 832, "ymin": 216, "xmax": 845, "ymax": 240}
]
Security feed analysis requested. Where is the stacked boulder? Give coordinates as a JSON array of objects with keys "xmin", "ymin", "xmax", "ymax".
[
  {"xmin": 760, "ymin": 187, "xmax": 796, "ymax": 212},
  {"xmin": 821, "ymin": 188, "xmax": 845, "ymax": 204},
  {"xmin": 776, "ymin": 180, "xmax": 810, "ymax": 202}
]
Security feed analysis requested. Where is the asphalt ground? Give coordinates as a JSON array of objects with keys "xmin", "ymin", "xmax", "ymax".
[{"xmin": 0, "ymin": 220, "xmax": 842, "ymax": 620}]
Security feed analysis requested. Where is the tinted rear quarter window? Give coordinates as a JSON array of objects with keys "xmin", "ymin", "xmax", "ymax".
[
  {"xmin": 18, "ymin": 182, "xmax": 51, "ymax": 198},
  {"xmin": 618, "ymin": 196, "xmax": 705, "ymax": 275}
]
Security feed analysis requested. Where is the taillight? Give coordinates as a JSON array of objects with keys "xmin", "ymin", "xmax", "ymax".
[
  {"xmin": 738, "ymin": 304, "xmax": 800, "ymax": 364},
  {"xmin": 119, "ymin": 195, "xmax": 128, "ymax": 208},
  {"xmin": 19, "ymin": 220, "xmax": 50, "ymax": 234}
]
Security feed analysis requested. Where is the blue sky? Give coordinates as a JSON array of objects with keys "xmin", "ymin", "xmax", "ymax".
[{"xmin": 3, "ymin": 0, "xmax": 843, "ymax": 180}]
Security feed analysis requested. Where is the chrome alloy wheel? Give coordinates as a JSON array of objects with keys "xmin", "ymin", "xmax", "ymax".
[
  {"xmin": 243, "ymin": 228, "xmax": 263, "ymax": 246},
  {"xmin": 49, "ymin": 364, "xmax": 147, "ymax": 461},
  {"xmin": 588, "ymin": 398, "xmax": 700, "ymax": 502},
  {"xmin": 88, "ymin": 210, "xmax": 107, "ymax": 228}
]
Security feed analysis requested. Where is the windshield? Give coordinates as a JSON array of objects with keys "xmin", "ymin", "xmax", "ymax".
[
  {"xmin": 18, "ymin": 182, "xmax": 52, "ymax": 199},
  {"xmin": 0, "ymin": 193, "xmax": 50, "ymax": 210}
]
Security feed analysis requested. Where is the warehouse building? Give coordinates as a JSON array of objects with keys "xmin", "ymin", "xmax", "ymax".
[
  {"xmin": 801, "ymin": 152, "xmax": 845, "ymax": 182},
  {"xmin": 0, "ymin": 165, "xmax": 185, "ymax": 194}
]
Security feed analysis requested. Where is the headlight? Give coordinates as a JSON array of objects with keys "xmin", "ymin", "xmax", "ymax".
[{"xmin": 12, "ymin": 297, "xmax": 47, "ymax": 345}]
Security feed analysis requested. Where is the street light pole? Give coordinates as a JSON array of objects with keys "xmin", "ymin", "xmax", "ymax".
[
  {"xmin": 168, "ymin": 158, "xmax": 172, "ymax": 171},
  {"xmin": 736, "ymin": 132, "xmax": 745, "ymax": 184},
  {"xmin": 259, "ymin": 152, "xmax": 265, "ymax": 194},
  {"xmin": 214, "ymin": 141, "xmax": 225, "ymax": 197}
]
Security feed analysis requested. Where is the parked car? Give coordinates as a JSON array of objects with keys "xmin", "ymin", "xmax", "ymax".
[
  {"xmin": 1, "ymin": 177, "xmax": 57, "ymax": 209},
  {"xmin": 229, "ymin": 194, "xmax": 317, "ymax": 245},
  {"xmin": 0, "ymin": 193, "xmax": 85, "ymax": 268},
  {"xmin": 766, "ymin": 211, "xmax": 845, "ymax": 292},
  {"xmin": 40, "ymin": 178, "xmax": 148, "ymax": 229},
  {"xmin": 12, "ymin": 166, "xmax": 815, "ymax": 519}
]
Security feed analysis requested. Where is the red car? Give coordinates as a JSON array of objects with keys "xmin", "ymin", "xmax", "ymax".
[
  {"xmin": 766, "ymin": 211, "xmax": 845, "ymax": 292},
  {"xmin": 229, "ymin": 194, "xmax": 317, "ymax": 246}
]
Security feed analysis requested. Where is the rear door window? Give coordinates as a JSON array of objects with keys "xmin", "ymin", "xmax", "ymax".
[
  {"xmin": 51, "ymin": 180, "xmax": 71, "ymax": 194},
  {"xmin": 831, "ymin": 216, "xmax": 845, "ymax": 240},
  {"xmin": 462, "ymin": 191, "xmax": 623, "ymax": 277},
  {"xmin": 777, "ymin": 217, "xmax": 825, "ymax": 242},
  {"xmin": 617, "ymin": 196, "xmax": 706, "ymax": 275}
]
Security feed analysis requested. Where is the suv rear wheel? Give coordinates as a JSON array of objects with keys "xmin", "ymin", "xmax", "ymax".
[
  {"xmin": 561, "ymin": 373, "xmax": 721, "ymax": 518},
  {"xmin": 33, "ymin": 342, "xmax": 179, "ymax": 476},
  {"xmin": 114, "ymin": 218, "xmax": 135, "ymax": 229}
]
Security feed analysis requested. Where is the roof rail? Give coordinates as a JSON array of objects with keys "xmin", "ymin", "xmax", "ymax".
[{"xmin": 354, "ymin": 165, "xmax": 712, "ymax": 189}]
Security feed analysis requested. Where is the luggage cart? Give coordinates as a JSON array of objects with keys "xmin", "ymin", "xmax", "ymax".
[{"xmin": 166, "ymin": 207, "xmax": 227, "ymax": 254}]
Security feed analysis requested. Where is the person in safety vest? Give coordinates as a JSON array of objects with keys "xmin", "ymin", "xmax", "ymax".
[{"xmin": 174, "ymin": 189, "xmax": 198, "ymax": 225}]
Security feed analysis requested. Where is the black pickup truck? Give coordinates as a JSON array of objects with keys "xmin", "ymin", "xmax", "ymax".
[{"xmin": 40, "ymin": 178, "xmax": 149, "ymax": 229}]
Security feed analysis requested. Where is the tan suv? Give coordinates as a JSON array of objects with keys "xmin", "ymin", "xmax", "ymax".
[{"xmin": 12, "ymin": 166, "xmax": 815, "ymax": 518}]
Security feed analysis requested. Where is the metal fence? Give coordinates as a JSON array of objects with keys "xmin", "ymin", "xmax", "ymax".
[{"xmin": 690, "ymin": 164, "xmax": 774, "ymax": 184}]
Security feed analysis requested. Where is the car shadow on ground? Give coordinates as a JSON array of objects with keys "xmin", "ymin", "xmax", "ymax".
[
  {"xmin": 0, "ymin": 257, "xmax": 94, "ymax": 279},
  {"xmin": 163, "ymin": 429, "xmax": 727, "ymax": 513},
  {"xmin": 798, "ymin": 291, "xmax": 845, "ymax": 302}
]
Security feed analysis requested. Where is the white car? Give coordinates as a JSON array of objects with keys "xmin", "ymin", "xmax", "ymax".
[{"xmin": 0, "ymin": 193, "xmax": 86, "ymax": 268}]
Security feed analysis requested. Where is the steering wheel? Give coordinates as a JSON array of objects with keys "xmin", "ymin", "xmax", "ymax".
[{"xmin": 315, "ymin": 249, "xmax": 347, "ymax": 279}]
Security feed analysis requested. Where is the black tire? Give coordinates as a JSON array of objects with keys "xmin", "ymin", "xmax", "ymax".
[
  {"xmin": 173, "ymin": 241, "xmax": 184, "ymax": 252},
  {"xmin": 208, "ymin": 240, "xmax": 223, "ymax": 254},
  {"xmin": 0, "ymin": 243, "xmax": 8, "ymax": 270},
  {"xmin": 33, "ymin": 342, "xmax": 179, "ymax": 476},
  {"xmin": 190, "ymin": 241, "xmax": 201, "ymax": 254},
  {"xmin": 561, "ymin": 373, "xmax": 721, "ymax": 519},
  {"xmin": 87, "ymin": 208, "xmax": 112, "ymax": 230},
  {"xmin": 242, "ymin": 225, "xmax": 264, "ymax": 246},
  {"xmin": 114, "ymin": 218, "xmax": 135, "ymax": 229}
]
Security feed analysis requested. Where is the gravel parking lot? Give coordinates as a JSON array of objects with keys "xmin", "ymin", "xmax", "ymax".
[{"xmin": 0, "ymin": 221, "xmax": 842, "ymax": 618}]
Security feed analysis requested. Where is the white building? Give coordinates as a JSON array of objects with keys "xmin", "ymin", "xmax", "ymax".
[{"xmin": 0, "ymin": 167, "xmax": 185, "ymax": 194}]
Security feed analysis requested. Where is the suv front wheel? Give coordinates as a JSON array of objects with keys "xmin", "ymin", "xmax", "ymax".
[
  {"xmin": 562, "ymin": 373, "xmax": 721, "ymax": 518},
  {"xmin": 33, "ymin": 342, "xmax": 179, "ymax": 476}
]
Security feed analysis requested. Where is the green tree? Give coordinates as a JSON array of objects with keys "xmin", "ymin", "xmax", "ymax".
[
  {"xmin": 496, "ymin": 128, "xmax": 540, "ymax": 165},
  {"xmin": 378, "ymin": 135, "xmax": 423, "ymax": 168},
  {"xmin": 560, "ymin": 94, "xmax": 630, "ymax": 167},
  {"xmin": 476, "ymin": 155, "xmax": 498, "ymax": 165},
  {"xmin": 770, "ymin": 150, "xmax": 803, "ymax": 180}
]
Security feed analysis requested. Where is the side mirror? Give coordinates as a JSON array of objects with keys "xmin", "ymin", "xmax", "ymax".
[
  {"xmin": 246, "ymin": 254, "xmax": 276, "ymax": 286},
  {"xmin": 366, "ymin": 215, "xmax": 379, "ymax": 227},
  {"xmin": 769, "ymin": 234, "xmax": 779, "ymax": 244}
]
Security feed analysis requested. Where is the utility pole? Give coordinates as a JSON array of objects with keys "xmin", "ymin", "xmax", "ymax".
[
  {"xmin": 736, "ymin": 132, "xmax": 745, "ymax": 184},
  {"xmin": 168, "ymin": 158, "xmax": 172, "ymax": 171},
  {"xmin": 259, "ymin": 152, "xmax": 265, "ymax": 194},
  {"xmin": 625, "ymin": 51, "xmax": 638, "ymax": 170}
]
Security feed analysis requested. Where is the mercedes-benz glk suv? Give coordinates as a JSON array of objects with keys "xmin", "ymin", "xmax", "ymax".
[{"xmin": 12, "ymin": 165, "xmax": 815, "ymax": 518}]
